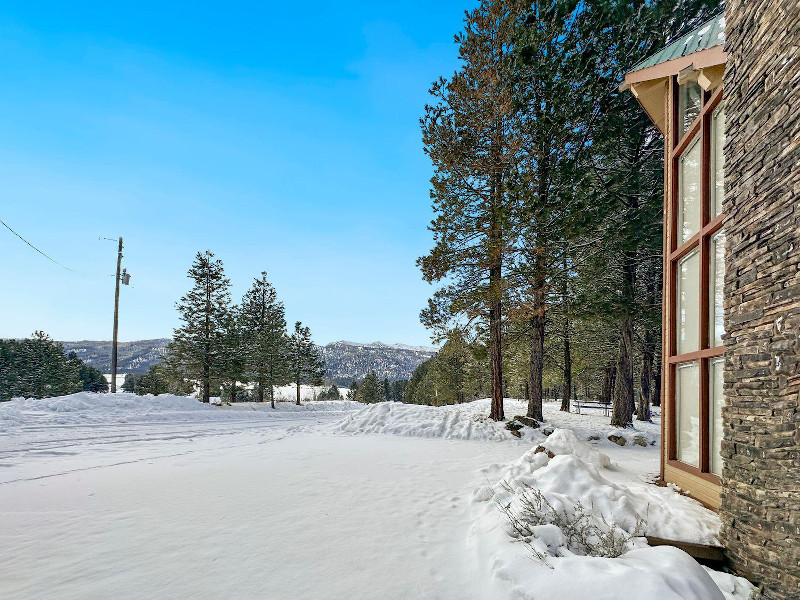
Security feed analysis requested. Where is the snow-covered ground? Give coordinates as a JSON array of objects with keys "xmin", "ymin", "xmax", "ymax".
[{"xmin": 0, "ymin": 394, "xmax": 752, "ymax": 599}]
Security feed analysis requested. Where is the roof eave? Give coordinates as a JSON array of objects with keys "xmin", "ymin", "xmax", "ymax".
[{"xmin": 624, "ymin": 44, "xmax": 727, "ymax": 87}]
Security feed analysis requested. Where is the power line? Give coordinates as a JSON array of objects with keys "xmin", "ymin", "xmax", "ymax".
[{"xmin": 0, "ymin": 217, "xmax": 76, "ymax": 273}]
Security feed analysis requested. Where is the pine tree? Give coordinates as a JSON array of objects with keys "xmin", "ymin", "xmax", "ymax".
[
  {"xmin": 240, "ymin": 272, "xmax": 290, "ymax": 409},
  {"xmin": 355, "ymin": 371, "xmax": 382, "ymax": 404},
  {"xmin": 218, "ymin": 307, "xmax": 246, "ymax": 405},
  {"xmin": 419, "ymin": 0, "xmax": 530, "ymax": 421},
  {"xmin": 169, "ymin": 251, "xmax": 232, "ymax": 403},
  {"xmin": 289, "ymin": 321, "xmax": 325, "ymax": 406},
  {"xmin": 0, "ymin": 333, "xmax": 82, "ymax": 399},
  {"xmin": 68, "ymin": 352, "xmax": 109, "ymax": 393},
  {"xmin": 573, "ymin": 0, "xmax": 721, "ymax": 427}
]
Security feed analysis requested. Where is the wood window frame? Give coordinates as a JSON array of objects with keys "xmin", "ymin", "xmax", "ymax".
[{"xmin": 663, "ymin": 79, "xmax": 724, "ymax": 485}]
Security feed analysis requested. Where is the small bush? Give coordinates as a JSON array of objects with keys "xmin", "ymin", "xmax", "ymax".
[{"xmin": 495, "ymin": 481, "xmax": 647, "ymax": 567}]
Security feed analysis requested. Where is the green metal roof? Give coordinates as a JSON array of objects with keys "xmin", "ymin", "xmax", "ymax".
[{"xmin": 630, "ymin": 12, "xmax": 726, "ymax": 73}]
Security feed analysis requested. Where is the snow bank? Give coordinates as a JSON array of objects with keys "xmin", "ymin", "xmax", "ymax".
[
  {"xmin": 538, "ymin": 428, "xmax": 611, "ymax": 468},
  {"xmin": 470, "ymin": 429, "xmax": 753, "ymax": 600},
  {"xmin": 485, "ymin": 430, "xmax": 720, "ymax": 545},
  {"xmin": 334, "ymin": 401, "xmax": 536, "ymax": 442},
  {"xmin": 334, "ymin": 398, "xmax": 660, "ymax": 451},
  {"xmin": 0, "ymin": 392, "xmax": 359, "ymax": 430},
  {"xmin": 493, "ymin": 546, "xmax": 728, "ymax": 600}
]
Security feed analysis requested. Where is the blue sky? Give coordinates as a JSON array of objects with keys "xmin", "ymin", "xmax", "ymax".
[{"xmin": 0, "ymin": 1, "xmax": 474, "ymax": 346}]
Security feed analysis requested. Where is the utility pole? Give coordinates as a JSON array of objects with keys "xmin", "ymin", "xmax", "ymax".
[{"xmin": 111, "ymin": 237, "xmax": 123, "ymax": 393}]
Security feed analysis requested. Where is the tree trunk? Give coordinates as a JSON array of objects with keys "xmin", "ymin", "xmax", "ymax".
[
  {"xmin": 488, "ymin": 168, "xmax": 504, "ymax": 422},
  {"xmin": 202, "ymin": 365, "xmax": 210, "ymax": 404},
  {"xmin": 270, "ymin": 384, "xmax": 275, "ymax": 409},
  {"xmin": 611, "ymin": 316, "xmax": 635, "ymax": 427},
  {"xmin": 229, "ymin": 381, "xmax": 236, "ymax": 405},
  {"xmin": 653, "ymin": 360, "xmax": 662, "ymax": 407},
  {"xmin": 258, "ymin": 381, "xmax": 264, "ymax": 403},
  {"xmin": 528, "ymin": 312, "xmax": 545, "ymax": 422},
  {"xmin": 489, "ymin": 294, "xmax": 504, "ymax": 421},
  {"xmin": 639, "ymin": 330, "xmax": 654, "ymax": 421},
  {"xmin": 296, "ymin": 380, "xmax": 301, "ymax": 406},
  {"xmin": 561, "ymin": 331, "xmax": 571, "ymax": 412},
  {"xmin": 600, "ymin": 361, "xmax": 616, "ymax": 405},
  {"xmin": 527, "ymin": 258, "xmax": 546, "ymax": 422}
]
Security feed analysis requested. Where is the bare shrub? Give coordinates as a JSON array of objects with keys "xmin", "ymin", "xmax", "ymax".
[{"xmin": 495, "ymin": 481, "xmax": 647, "ymax": 566}]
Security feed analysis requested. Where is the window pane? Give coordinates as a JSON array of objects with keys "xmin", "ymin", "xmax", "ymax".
[
  {"xmin": 711, "ymin": 105, "xmax": 726, "ymax": 219},
  {"xmin": 679, "ymin": 81, "xmax": 702, "ymax": 137},
  {"xmin": 710, "ymin": 230, "xmax": 726, "ymax": 347},
  {"xmin": 677, "ymin": 248, "xmax": 700, "ymax": 354},
  {"xmin": 710, "ymin": 358, "xmax": 725, "ymax": 476},
  {"xmin": 676, "ymin": 361, "xmax": 700, "ymax": 467},
  {"xmin": 678, "ymin": 138, "xmax": 702, "ymax": 244}
]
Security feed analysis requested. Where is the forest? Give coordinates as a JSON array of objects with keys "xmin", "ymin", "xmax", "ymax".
[{"xmin": 415, "ymin": 0, "xmax": 721, "ymax": 425}]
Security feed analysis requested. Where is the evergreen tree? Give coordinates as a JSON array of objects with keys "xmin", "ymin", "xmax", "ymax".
[
  {"xmin": 347, "ymin": 380, "xmax": 359, "ymax": 401},
  {"xmin": 289, "ymin": 321, "xmax": 325, "ymax": 406},
  {"xmin": 418, "ymin": 0, "xmax": 530, "ymax": 421},
  {"xmin": 121, "ymin": 373, "xmax": 138, "ymax": 393},
  {"xmin": 382, "ymin": 377, "xmax": 391, "ymax": 403},
  {"xmin": 317, "ymin": 383, "xmax": 341, "ymax": 401},
  {"xmin": 239, "ymin": 272, "xmax": 290, "ymax": 409},
  {"xmin": 122, "ymin": 363, "xmax": 194, "ymax": 396},
  {"xmin": 0, "ymin": 333, "xmax": 82, "ymax": 400},
  {"xmin": 218, "ymin": 307, "xmax": 246, "ymax": 405},
  {"xmin": 169, "ymin": 251, "xmax": 232, "ymax": 403},
  {"xmin": 68, "ymin": 352, "xmax": 109, "ymax": 393},
  {"xmin": 573, "ymin": 0, "xmax": 720, "ymax": 427},
  {"xmin": 354, "ymin": 371, "xmax": 382, "ymax": 404},
  {"xmin": 389, "ymin": 380, "xmax": 407, "ymax": 402}
]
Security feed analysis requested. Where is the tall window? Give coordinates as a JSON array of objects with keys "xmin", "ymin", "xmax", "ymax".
[{"xmin": 667, "ymin": 79, "xmax": 725, "ymax": 479}]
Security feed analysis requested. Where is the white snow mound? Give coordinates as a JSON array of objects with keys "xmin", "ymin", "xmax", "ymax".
[
  {"xmin": 334, "ymin": 401, "xmax": 534, "ymax": 442},
  {"xmin": 0, "ymin": 392, "xmax": 358, "ymax": 430},
  {"xmin": 492, "ymin": 434, "xmax": 720, "ymax": 544},
  {"xmin": 471, "ymin": 429, "xmax": 753, "ymax": 599},
  {"xmin": 538, "ymin": 428, "xmax": 612, "ymax": 468}
]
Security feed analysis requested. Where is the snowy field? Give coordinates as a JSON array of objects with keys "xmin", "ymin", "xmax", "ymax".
[{"xmin": 0, "ymin": 394, "xmax": 752, "ymax": 599}]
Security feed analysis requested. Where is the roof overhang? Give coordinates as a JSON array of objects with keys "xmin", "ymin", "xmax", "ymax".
[{"xmin": 621, "ymin": 45, "xmax": 727, "ymax": 135}]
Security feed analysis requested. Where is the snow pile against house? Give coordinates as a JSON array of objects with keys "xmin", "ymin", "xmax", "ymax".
[
  {"xmin": 482, "ymin": 429, "xmax": 719, "ymax": 544},
  {"xmin": 470, "ymin": 429, "xmax": 753, "ymax": 600}
]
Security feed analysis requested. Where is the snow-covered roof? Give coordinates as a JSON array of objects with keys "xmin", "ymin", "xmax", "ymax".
[{"xmin": 630, "ymin": 12, "xmax": 726, "ymax": 73}]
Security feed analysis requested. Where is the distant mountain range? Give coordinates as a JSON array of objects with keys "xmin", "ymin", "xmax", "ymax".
[
  {"xmin": 60, "ymin": 339, "xmax": 438, "ymax": 384},
  {"xmin": 61, "ymin": 339, "xmax": 170, "ymax": 374},
  {"xmin": 320, "ymin": 341, "xmax": 438, "ymax": 385}
]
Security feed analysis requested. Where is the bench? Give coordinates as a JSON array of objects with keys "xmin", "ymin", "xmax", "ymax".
[{"xmin": 573, "ymin": 400, "xmax": 611, "ymax": 416}]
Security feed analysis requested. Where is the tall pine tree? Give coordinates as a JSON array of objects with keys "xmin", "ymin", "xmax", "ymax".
[
  {"xmin": 419, "ymin": 0, "xmax": 530, "ymax": 421},
  {"xmin": 289, "ymin": 321, "xmax": 325, "ymax": 406},
  {"xmin": 240, "ymin": 272, "xmax": 289, "ymax": 409},
  {"xmin": 169, "ymin": 251, "xmax": 232, "ymax": 403}
]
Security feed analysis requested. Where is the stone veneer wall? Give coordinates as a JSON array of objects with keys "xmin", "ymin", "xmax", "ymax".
[{"xmin": 721, "ymin": 1, "xmax": 800, "ymax": 598}]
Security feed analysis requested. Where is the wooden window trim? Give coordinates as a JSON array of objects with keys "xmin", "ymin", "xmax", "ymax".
[
  {"xmin": 664, "ymin": 77, "xmax": 725, "ymax": 483},
  {"xmin": 666, "ymin": 460, "xmax": 722, "ymax": 485},
  {"xmin": 667, "ymin": 347, "xmax": 725, "ymax": 364}
]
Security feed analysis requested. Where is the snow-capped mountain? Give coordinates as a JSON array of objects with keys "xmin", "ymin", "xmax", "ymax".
[
  {"xmin": 321, "ymin": 341, "xmax": 438, "ymax": 385},
  {"xmin": 61, "ymin": 339, "xmax": 169, "ymax": 374},
  {"xmin": 60, "ymin": 339, "xmax": 438, "ymax": 383}
]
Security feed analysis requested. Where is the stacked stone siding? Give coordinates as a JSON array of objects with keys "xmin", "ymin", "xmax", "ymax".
[{"xmin": 721, "ymin": 1, "xmax": 800, "ymax": 599}]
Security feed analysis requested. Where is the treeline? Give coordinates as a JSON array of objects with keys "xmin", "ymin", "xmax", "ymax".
[
  {"xmin": 419, "ymin": 0, "xmax": 720, "ymax": 425},
  {"xmin": 146, "ymin": 251, "xmax": 326, "ymax": 406},
  {"xmin": 347, "ymin": 372, "xmax": 407, "ymax": 404},
  {"xmin": 0, "ymin": 332, "xmax": 108, "ymax": 400}
]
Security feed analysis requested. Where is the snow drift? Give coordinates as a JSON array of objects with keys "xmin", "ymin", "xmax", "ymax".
[
  {"xmin": 0, "ymin": 392, "xmax": 358, "ymax": 431},
  {"xmin": 471, "ymin": 429, "xmax": 752, "ymax": 600},
  {"xmin": 334, "ymin": 401, "xmax": 536, "ymax": 442}
]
